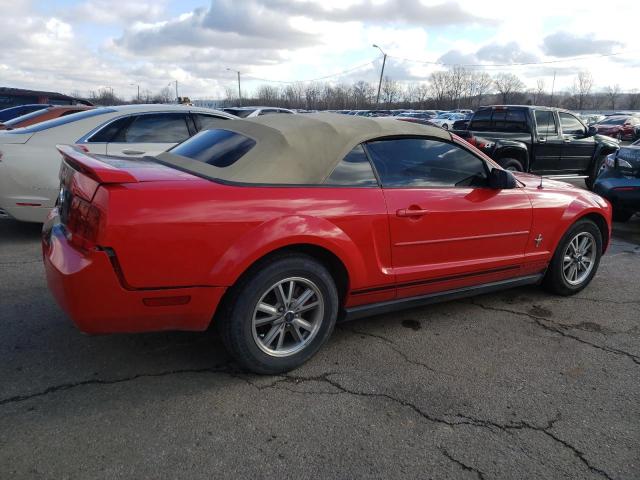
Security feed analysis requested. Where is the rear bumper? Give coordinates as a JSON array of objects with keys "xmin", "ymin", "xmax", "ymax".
[
  {"xmin": 42, "ymin": 215, "xmax": 225, "ymax": 334},
  {"xmin": 593, "ymin": 171, "xmax": 640, "ymax": 211}
]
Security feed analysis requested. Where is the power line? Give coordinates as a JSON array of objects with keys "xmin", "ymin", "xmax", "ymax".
[
  {"xmin": 242, "ymin": 58, "xmax": 377, "ymax": 84},
  {"xmin": 389, "ymin": 51, "xmax": 629, "ymax": 68}
]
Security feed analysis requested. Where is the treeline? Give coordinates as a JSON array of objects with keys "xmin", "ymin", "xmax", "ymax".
[
  {"xmin": 222, "ymin": 68, "xmax": 640, "ymax": 112},
  {"xmin": 72, "ymin": 68, "xmax": 639, "ymax": 111}
]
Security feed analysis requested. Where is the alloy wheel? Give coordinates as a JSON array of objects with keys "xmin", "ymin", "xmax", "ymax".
[
  {"xmin": 562, "ymin": 232, "xmax": 596, "ymax": 286},
  {"xmin": 251, "ymin": 277, "xmax": 324, "ymax": 357}
]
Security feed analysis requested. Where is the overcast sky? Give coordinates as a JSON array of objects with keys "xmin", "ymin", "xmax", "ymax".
[{"xmin": 1, "ymin": 0, "xmax": 638, "ymax": 100}]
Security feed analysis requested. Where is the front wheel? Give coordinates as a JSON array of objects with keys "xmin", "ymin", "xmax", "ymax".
[
  {"xmin": 543, "ymin": 219, "xmax": 602, "ymax": 296},
  {"xmin": 218, "ymin": 254, "xmax": 338, "ymax": 374},
  {"xmin": 501, "ymin": 158, "xmax": 524, "ymax": 172}
]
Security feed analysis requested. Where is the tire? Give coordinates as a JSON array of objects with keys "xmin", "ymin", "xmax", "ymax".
[
  {"xmin": 585, "ymin": 155, "xmax": 605, "ymax": 190},
  {"xmin": 218, "ymin": 253, "xmax": 338, "ymax": 374},
  {"xmin": 500, "ymin": 158, "xmax": 524, "ymax": 172},
  {"xmin": 542, "ymin": 219, "xmax": 603, "ymax": 296},
  {"xmin": 612, "ymin": 208, "xmax": 634, "ymax": 222}
]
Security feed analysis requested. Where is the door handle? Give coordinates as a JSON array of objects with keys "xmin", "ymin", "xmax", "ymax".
[
  {"xmin": 538, "ymin": 137, "xmax": 547, "ymax": 144},
  {"xmin": 563, "ymin": 138, "xmax": 572, "ymax": 143},
  {"xmin": 396, "ymin": 208, "xmax": 429, "ymax": 217},
  {"xmin": 122, "ymin": 149, "xmax": 145, "ymax": 155}
]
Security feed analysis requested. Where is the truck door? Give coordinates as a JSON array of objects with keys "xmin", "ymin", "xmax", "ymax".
[
  {"xmin": 558, "ymin": 112, "xmax": 596, "ymax": 174},
  {"xmin": 531, "ymin": 109, "xmax": 563, "ymax": 174}
]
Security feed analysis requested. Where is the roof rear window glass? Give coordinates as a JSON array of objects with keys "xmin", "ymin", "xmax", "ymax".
[
  {"xmin": 223, "ymin": 108, "xmax": 254, "ymax": 118},
  {"xmin": 169, "ymin": 129, "xmax": 256, "ymax": 168},
  {"xmin": 11, "ymin": 108, "xmax": 115, "ymax": 133}
]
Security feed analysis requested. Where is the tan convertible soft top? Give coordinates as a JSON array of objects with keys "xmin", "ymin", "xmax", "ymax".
[{"xmin": 156, "ymin": 112, "xmax": 452, "ymax": 184}]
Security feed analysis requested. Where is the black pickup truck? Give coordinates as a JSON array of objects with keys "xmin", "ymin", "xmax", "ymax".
[{"xmin": 453, "ymin": 105, "xmax": 619, "ymax": 188}]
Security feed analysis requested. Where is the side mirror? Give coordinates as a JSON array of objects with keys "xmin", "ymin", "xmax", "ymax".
[
  {"xmin": 489, "ymin": 168, "xmax": 517, "ymax": 189},
  {"xmin": 586, "ymin": 125, "xmax": 597, "ymax": 137}
]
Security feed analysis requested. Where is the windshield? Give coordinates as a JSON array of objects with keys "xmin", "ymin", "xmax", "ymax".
[
  {"xmin": 599, "ymin": 117, "xmax": 626, "ymax": 126},
  {"xmin": 3, "ymin": 108, "xmax": 50, "ymax": 126},
  {"xmin": 223, "ymin": 108, "xmax": 255, "ymax": 118},
  {"xmin": 7, "ymin": 108, "xmax": 115, "ymax": 133}
]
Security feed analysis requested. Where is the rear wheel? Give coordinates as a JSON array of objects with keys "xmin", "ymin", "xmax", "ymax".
[
  {"xmin": 501, "ymin": 158, "xmax": 524, "ymax": 172},
  {"xmin": 543, "ymin": 219, "xmax": 602, "ymax": 296},
  {"xmin": 218, "ymin": 254, "xmax": 338, "ymax": 374}
]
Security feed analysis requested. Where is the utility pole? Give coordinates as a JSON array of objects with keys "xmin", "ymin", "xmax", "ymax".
[
  {"xmin": 130, "ymin": 84, "xmax": 140, "ymax": 102},
  {"xmin": 226, "ymin": 68, "xmax": 242, "ymax": 106},
  {"xmin": 550, "ymin": 70, "xmax": 556, "ymax": 107},
  {"xmin": 373, "ymin": 44, "xmax": 387, "ymax": 105}
]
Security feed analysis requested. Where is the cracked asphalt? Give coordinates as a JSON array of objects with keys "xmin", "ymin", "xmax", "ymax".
[{"xmin": 1, "ymin": 214, "xmax": 639, "ymax": 480}]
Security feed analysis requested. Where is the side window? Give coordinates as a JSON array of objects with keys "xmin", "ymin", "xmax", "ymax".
[
  {"xmin": 123, "ymin": 113, "xmax": 190, "ymax": 143},
  {"xmin": 504, "ymin": 109, "xmax": 528, "ymax": 132},
  {"xmin": 534, "ymin": 110, "xmax": 558, "ymax": 136},
  {"xmin": 87, "ymin": 116, "xmax": 133, "ymax": 143},
  {"xmin": 559, "ymin": 113, "xmax": 586, "ymax": 136},
  {"xmin": 366, "ymin": 138, "xmax": 488, "ymax": 188},
  {"xmin": 469, "ymin": 109, "xmax": 491, "ymax": 129},
  {"xmin": 324, "ymin": 145, "xmax": 378, "ymax": 187},
  {"xmin": 193, "ymin": 114, "xmax": 229, "ymax": 131}
]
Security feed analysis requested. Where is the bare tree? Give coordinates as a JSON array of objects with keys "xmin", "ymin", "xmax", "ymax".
[
  {"xmin": 571, "ymin": 71, "xmax": 593, "ymax": 110},
  {"xmin": 303, "ymin": 83, "xmax": 321, "ymax": 110},
  {"xmin": 381, "ymin": 76, "xmax": 400, "ymax": 106},
  {"xmin": 352, "ymin": 81, "xmax": 374, "ymax": 108},
  {"xmin": 532, "ymin": 79, "xmax": 546, "ymax": 105},
  {"xmin": 604, "ymin": 84, "xmax": 621, "ymax": 110},
  {"xmin": 628, "ymin": 89, "xmax": 640, "ymax": 111},
  {"xmin": 429, "ymin": 71, "xmax": 449, "ymax": 107},
  {"xmin": 467, "ymin": 72, "xmax": 493, "ymax": 108},
  {"xmin": 494, "ymin": 73, "xmax": 526, "ymax": 104}
]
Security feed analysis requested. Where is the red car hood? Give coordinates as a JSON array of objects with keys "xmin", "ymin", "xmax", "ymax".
[{"xmin": 512, "ymin": 172, "xmax": 576, "ymax": 190}]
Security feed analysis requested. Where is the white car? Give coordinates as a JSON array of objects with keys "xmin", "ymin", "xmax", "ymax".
[
  {"xmin": 222, "ymin": 106, "xmax": 295, "ymax": 117},
  {"xmin": 429, "ymin": 113, "xmax": 467, "ymax": 130},
  {"xmin": 0, "ymin": 104, "xmax": 236, "ymax": 222}
]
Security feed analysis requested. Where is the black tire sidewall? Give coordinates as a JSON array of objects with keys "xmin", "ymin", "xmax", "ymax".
[
  {"xmin": 223, "ymin": 255, "xmax": 338, "ymax": 374},
  {"xmin": 501, "ymin": 158, "xmax": 524, "ymax": 172},
  {"xmin": 544, "ymin": 220, "xmax": 603, "ymax": 295}
]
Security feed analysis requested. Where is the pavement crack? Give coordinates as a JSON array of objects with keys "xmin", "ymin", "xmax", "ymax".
[
  {"xmin": 0, "ymin": 364, "xmax": 233, "ymax": 406},
  {"xmin": 339, "ymin": 325, "xmax": 455, "ymax": 377},
  {"xmin": 440, "ymin": 447, "xmax": 486, "ymax": 480},
  {"xmin": 470, "ymin": 299, "xmax": 640, "ymax": 366}
]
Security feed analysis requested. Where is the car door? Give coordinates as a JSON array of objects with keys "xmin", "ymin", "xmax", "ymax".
[
  {"xmin": 531, "ymin": 109, "xmax": 563, "ymax": 174},
  {"xmin": 366, "ymin": 136, "xmax": 533, "ymax": 300},
  {"xmin": 106, "ymin": 112, "xmax": 192, "ymax": 157},
  {"xmin": 558, "ymin": 112, "xmax": 596, "ymax": 174}
]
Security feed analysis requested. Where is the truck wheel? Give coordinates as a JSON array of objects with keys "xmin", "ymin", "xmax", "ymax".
[
  {"xmin": 542, "ymin": 219, "xmax": 602, "ymax": 296},
  {"xmin": 585, "ymin": 155, "xmax": 606, "ymax": 190},
  {"xmin": 612, "ymin": 208, "xmax": 634, "ymax": 222},
  {"xmin": 218, "ymin": 253, "xmax": 338, "ymax": 374},
  {"xmin": 501, "ymin": 158, "xmax": 524, "ymax": 172}
]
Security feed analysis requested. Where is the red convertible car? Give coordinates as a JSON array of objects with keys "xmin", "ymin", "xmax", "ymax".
[{"xmin": 43, "ymin": 113, "xmax": 612, "ymax": 374}]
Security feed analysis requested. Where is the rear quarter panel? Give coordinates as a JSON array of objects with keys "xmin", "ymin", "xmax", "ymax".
[{"xmin": 97, "ymin": 181, "xmax": 393, "ymax": 295}]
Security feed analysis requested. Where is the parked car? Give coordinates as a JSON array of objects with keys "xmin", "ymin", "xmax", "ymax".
[
  {"xmin": 395, "ymin": 111, "xmax": 437, "ymax": 121},
  {"xmin": 222, "ymin": 106, "xmax": 295, "ymax": 117},
  {"xmin": 0, "ymin": 105, "xmax": 94, "ymax": 130},
  {"xmin": 430, "ymin": 112, "xmax": 467, "ymax": 130},
  {"xmin": 0, "ymin": 104, "xmax": 51, "ymax": 122},
  {"xmin": 594, "ymin": 115, "xmax": 640, "ymax": 141},
  {"xmin": 593, "ymin": 138, "xmax": 640, "ymax": 222},
  {"xmin": 454, "ymin": 105, "xmax": 619, "ymax": 188},
  {"xmin": 0, "ymin": 104, "xmax": 236, "ymax": 222},
  {"xmin": 43, "ymin": 113, "xmax": 611, "ymax": 374}
]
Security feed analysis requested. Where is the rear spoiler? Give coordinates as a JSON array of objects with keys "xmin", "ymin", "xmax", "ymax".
[{"xmin": 57, "ymin": 145, "xmax": 138, "ymax": 184}]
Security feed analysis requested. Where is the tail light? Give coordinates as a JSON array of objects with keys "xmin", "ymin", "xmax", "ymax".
[{"xmin": 64, "ymin": 195, "xmax": 103, "ymax": 251}]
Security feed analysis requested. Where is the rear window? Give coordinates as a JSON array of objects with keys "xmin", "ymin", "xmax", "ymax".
[
  {"xmin": 470, "ymin": 108, "xmax": 529, "ymax": 132},
  {"xmin": 10, "ymin": 108, "xmax": 115, "ymax": 133},
  {"xmin": 223, "ymin": 108, "xmax": 254, "ymax": 118},
  {"xmin": 169, "ymin": 129, "xmax": 256, "ymax": 168}
]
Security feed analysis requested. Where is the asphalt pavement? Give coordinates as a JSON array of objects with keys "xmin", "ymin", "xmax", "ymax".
[{"xmin": 0, "ymin": 215, "xmax": 638, "ymax": 480}]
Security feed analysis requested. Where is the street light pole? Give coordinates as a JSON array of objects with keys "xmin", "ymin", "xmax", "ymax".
[
  {"xmin": 373, "ymin": 44, "xmax": 387, "ymax": 105},
  {"xmin": 130, "ymin": 84, "xmax": 140, "ymax": 102},
  {"xmin": 227, "ymin": 68, "xmax": 242, "ymax": 106}
]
